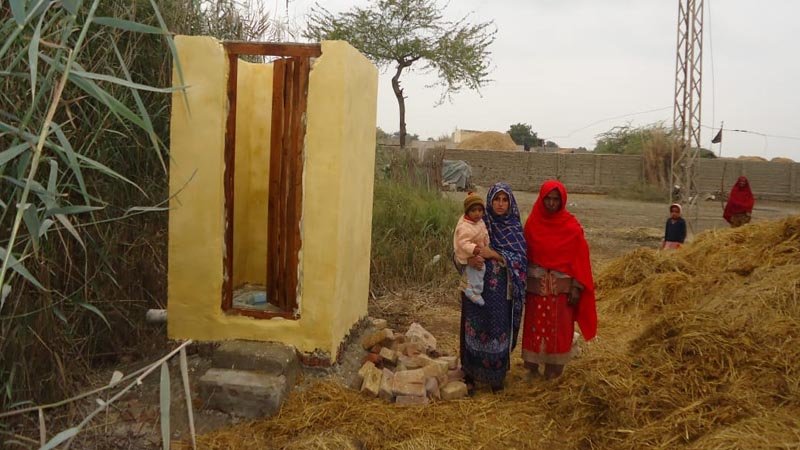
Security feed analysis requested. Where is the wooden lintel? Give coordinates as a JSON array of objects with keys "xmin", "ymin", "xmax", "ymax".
[{"xmin": 223, "ymin": 41, "xmax": 322, "ymax": 58}]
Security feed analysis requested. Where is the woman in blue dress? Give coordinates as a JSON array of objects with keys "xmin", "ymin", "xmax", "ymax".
[{"xmin": 459, "ymin": 182, "xmax": 528, "ymax": 392}]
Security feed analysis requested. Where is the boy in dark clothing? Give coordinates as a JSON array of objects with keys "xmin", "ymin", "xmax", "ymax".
[{"xmin": 661, "ymin": 203, "xmax": 686, "ymax": 250}]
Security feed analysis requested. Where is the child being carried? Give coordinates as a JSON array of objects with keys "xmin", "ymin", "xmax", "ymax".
[{"xmin": 453, "ymin": 192, "xmax": 490, "ymax": 306}]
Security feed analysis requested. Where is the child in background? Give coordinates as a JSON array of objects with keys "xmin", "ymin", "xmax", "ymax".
[
  {"xmin": 454, "ymin": 192, "xmax": 490, "ymax": 305},
  {"xmin": 661, "ymin": 203, "xmax": 687, "ymax": 250}
]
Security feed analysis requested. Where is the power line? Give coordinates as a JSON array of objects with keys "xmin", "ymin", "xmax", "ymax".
[
  {"xmin": 700, "ymin": 124, "xmax": 800, "ymax": 141},
  {"xmin": 544, "ymin": 106, "xmax": 673, "ymax": 140}
]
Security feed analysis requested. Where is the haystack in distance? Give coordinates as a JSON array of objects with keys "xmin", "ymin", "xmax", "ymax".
[{"xmin": 456, "ymin": 131, "xmax": 518, "ymax": 151}]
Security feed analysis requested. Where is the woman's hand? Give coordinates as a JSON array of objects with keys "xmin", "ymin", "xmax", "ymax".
[
  {"xmin": 467, "ymin": 255, "xmax": 485, "ymax": 270},
  {"xmin": 478, "ymin": 246, "xmax": 502, "ymax": 261}
]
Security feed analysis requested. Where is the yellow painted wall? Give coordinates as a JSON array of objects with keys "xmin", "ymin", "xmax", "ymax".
[
  {"xmin": 316, "ymin": 42, "xmax": 378, "ymax": 352},
  {"xmin": 168, "ymin": 37, "xmax": 377, "ymax": 360},
  {"xmin": 233, "ymin": 60, "xmax": 271, "ymax": 287}
]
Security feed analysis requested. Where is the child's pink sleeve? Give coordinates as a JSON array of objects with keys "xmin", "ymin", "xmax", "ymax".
[
  {"xmin": 454, "ymin": 221, "xmax": 477, "ymax": 260},
  {"xmin": 481, "ymin": 223, "xmax": 490, "ymax": 247}
]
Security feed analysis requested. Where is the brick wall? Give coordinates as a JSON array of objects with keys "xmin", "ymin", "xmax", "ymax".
[
  {"xmin": 442, "ymin": 148, "xmax": 800, "ymax": 201},
  {"xmin": 442, "ymin": 149, "xmax": 641, "ymax": 194}
]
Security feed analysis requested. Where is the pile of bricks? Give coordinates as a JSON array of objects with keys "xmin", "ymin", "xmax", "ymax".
[{"xmin": 356, "ymin": 319, "xmax": 468, "ymax": 405}]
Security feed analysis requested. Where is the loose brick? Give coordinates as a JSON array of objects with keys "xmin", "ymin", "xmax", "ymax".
[
  {"xmin": 402, "ymin": 342, "xmax": 422, "ymax": 357},
  {"xmin": 447, "ymin": 369, "xmax": 465, "ymax": 383},
  {"xmin": 405, "ymin": 323, "xmax": 437, "ymax": 354},
  {"xmin": 363, "ymin": 352, "xmax": 382, "ymax": 367},
  {"xmin": 392, "ymin": 368, "xmax": 426, "ymax": 397},
  {"xmin": 361, "ymin": 329, "xmax": 394, "ymax": 350},
  {"xmin": 360, "ymin": 364, "xmax": 382, "ymax": 397},
  {"xmin": 371, "ymin": 318, "xmax": 388, "ymax": 330},
  {"xmin": 438, "ymin": 356, "xmax": 459, "ymax": 370},
  {"xmin": 441, "ymin": 381, "xmax": 468, "ymax": 400},
  {"xmin": 398, "ymin": 354, "xmax": 434, "ymax": 370},
  {"xmin": 379, "ymin": 347, "xmax": 398, "ymax": 365},
  {"xmin": 357, "ymin": 361, "xmax": 376, "ymax": 385},
  {"xmin": 422, "ymin": 361, "xmax": 447, "ymax": 379},
  {"xmin": 379, "ymin": 369, "xmax": 395, "ymax": 401}
]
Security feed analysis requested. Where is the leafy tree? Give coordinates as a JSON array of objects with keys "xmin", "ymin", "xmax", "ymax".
[
  {"xmin": 507, "ymin": 123, "xmax": 543, "ymax": 148},
  {"xmin": 392, "ymin": 130, "xmax": 420, "ymax": 142},
  {"xmin": 305, "ymin": 0, "xmax": 496, "ymax": 148},
  {"xmin": 544, "ymin": 140, "xmax": 559, "ymax": 148},
  {"xmin": 376, "ymin": 127, "xmax": 390, "ymax": 142},
  {"xmin": 594, "ymin": 123, "xmax": 714, "ymax": 189}
]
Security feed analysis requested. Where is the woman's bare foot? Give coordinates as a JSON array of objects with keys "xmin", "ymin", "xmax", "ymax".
[{"xmin": 544, "ymin": 364, "xmax": 564, "ymax": 379}]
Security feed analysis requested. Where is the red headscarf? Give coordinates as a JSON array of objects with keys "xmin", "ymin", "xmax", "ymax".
[
  {"xmin": 723, "ymin": 176, "xmax": 755, "ymax": 223},
  {"xmin": 524, "ymin": 180, "xmax": 597, "ymax": 340}
]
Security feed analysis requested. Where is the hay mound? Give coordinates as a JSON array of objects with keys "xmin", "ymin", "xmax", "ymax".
[
  {"xmin": 737, "ymin": 155, "xmax": 768, "ymax": 162},
  {"xmin": 457, "ymin": 131, "xmax": 518, "ymax": 151},
  {"xmin": 558, "ymin": 215, "xmax": 800, "ymax": 448},
  {"xmin": 771, "ymin": 157, "xmax": 795, "ymax": 163},
  {"xmin": 195, "ymin": 217, "xmax": 800, "ymax": 449}
]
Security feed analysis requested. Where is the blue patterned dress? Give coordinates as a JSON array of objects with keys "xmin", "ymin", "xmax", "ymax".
[{"xmin": 459, "ymin": 183, "xmax": 528, "ymax": 386}]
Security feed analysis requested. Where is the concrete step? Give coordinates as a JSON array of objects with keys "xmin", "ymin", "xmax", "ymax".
[
  {"xmin": 211, "ymin": 341, "xmax": 299, "ymax": 386},
  {"xmin": 198, "ymin": 368, "xmax": 288, "ymax": 418}
]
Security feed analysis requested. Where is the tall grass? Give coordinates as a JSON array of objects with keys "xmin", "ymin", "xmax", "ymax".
[
  {"xmin": 371, "ymin": 154, "xmax": 461, "ymax": 292},
  {"xmin": 0, "ymin": 0, "xmax": 279, "ymax": 413}
]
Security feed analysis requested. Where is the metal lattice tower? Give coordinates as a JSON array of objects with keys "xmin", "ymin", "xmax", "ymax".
[{"xmin": 671, "ymin": 0, "xmax": 704, "ymax": 203}]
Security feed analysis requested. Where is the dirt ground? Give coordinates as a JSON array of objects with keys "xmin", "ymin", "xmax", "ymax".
[{"xmin": 18, "ymin": 193, "xmax": 798, "ymax": 449}]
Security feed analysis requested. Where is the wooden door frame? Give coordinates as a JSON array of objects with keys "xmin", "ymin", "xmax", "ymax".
[{"xmin": 220, "ymin": 42, "xmax": 321, "ymax": 320}]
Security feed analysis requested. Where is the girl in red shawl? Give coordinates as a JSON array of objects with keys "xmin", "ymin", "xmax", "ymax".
[
  {"xmin": 522, "ymin": 180, "xmax": 597, "ymax": 379},
  {"xmin": 724, "ymin": 176, "xmax": 754, "ymax": 228}
]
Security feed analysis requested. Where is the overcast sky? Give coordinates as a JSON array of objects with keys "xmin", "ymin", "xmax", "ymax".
[{"xmin": 282, "ymin": 0, "xmax": 800, "ymax": 159}]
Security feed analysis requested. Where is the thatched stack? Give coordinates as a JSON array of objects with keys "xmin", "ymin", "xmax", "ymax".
[
  {"xmin": 738, "ymin": 155, "xmax": 768, "ymax": 162},
  {"xmin": 456, "ymin": 131, "xmax": 518, "ymax": 151},
  {"xmin": 565, "ymin": 215, "xmax": 800, "ymax": 448}
]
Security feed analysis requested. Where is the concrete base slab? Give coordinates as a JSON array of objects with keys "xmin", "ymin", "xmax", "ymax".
[
  {"xmin": 212, "ymin": 341, "xmax": 299, "ymax": 386},
  {"xmin": 198, "ymin": 368, "xmax": 288, "ymax": 418}
]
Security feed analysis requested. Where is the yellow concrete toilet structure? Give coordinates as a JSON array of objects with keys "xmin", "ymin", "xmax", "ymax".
[{"xmin": 167, "ymin": 36, "xmax": 378, "ymax": 364}]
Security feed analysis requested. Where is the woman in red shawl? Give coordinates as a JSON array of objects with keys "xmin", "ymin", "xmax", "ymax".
[
  {"xmin": 724, "ymin": 176, "xmax": 754, "ymax": 228},
  {"xmin": 522, "ymin": 180, "xmax": 597, "ymax": 379}
]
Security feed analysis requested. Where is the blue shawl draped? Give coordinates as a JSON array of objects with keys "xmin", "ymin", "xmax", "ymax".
[{"xmin": 484, "ymin": 183, "xmax": 528, "ymax": 349}]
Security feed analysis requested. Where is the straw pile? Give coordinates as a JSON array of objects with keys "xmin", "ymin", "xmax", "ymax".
[
  {"xmin": 771, "ymin": 157, "xmax": 795, "ymax": 163},
  {"xmin": 457, "ymin": 131, "xmax": 518, "ymax": 151},
  {"xmin": 737, "ymin": 155, "xmax": 768, "ymax": 162},
  {"xmin": 193, "ymin": 216, "xmax": 800, "ymax": 449}
]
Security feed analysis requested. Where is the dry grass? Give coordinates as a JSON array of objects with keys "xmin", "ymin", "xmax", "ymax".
[
  {"xmin": 193, "ymin": 216, "xmax": 800, "ymax": 449},
  {"xmin": 457, "ymin": 131, "xmax": 518, "ymax": 151}
]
